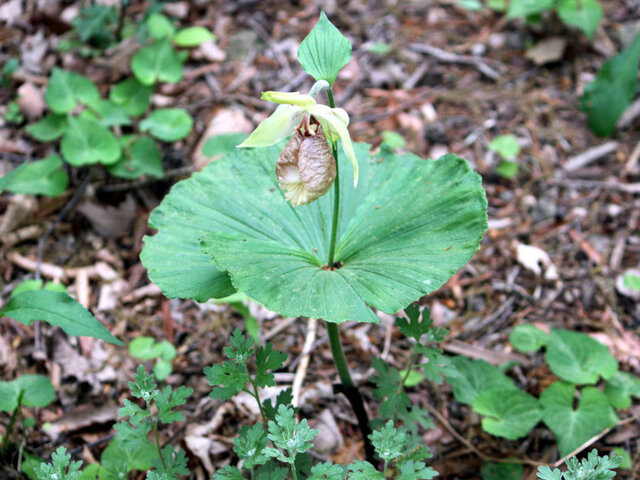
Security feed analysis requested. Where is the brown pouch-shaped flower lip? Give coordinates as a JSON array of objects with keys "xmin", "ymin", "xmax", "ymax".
[{"xmin": 276, "ymin": 120, "xmax": 336, "ymax": 207}]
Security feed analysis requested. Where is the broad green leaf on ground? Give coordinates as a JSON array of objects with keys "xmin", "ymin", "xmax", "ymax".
[
  {"xmin": 129, "ymin": 336, "xmax": 176, "ymax": 361},
  {"xmin": 540, "ymin": 382, "xmax": 619, "ymax": 457},
  {"xmin": 472, "ymin": 389, "xmax": 542, "ymax": 440},
  {"xmin": 545, "ymin": 329, "xmax": 618, "ymax": 384},
  {"xmin": 146, "ymin": 13, "xmax": 175, "ymax": 40},
  {"xmin": 201, "ymin": 133, "xmax": 248, "ymax": 158},
  {"xmin": 509, "ymin": 324, "xmax": 550, "ymax": 352},
  {"xmin": 140, "ymin": 108, "xmax": 193, "ymax": 141},
  {"xmin": 557, "ymin": 0, "xmax": 603, "ymax": 39},
  {"xmin": 480, "ymin": 462, "xmax": 523, "ymax": 480},
  {"xmin": 0, "ymin": 374, "xmax": 55, "ymax": 411},
  {"xmin": 26, "ymin": 114, "xmax": 68, "ymax": 141},
  {"xmin": 87, "ymin": 99, "xmax": 132, "ymax": 127},
  {"xmin": 107, "ymin": 135, "xmax": 163, "ymax": 179},
  {"xmin": 0, "ymin": 155, "xmax": 68, "ymax": 197},
  {"xmin": 173, "ymin": 27, "xmax": 215, "ymax": 47},
  {"xmin": 131, "ymin": 39, "xmax": 183, "ymax": 86},
  {"xmin": 44, "ymin": 68, "xmax": 99, "ymax": 113},
  {"xmin": 623, "ymin": 272, "xmax": 640, "ymax": 291},
  {"xmin": 496, "ymin": 161, "xmax": 518, "ymax": 179},
  {"xmin": 61, "ymin": 116, "xmax": 121, "ymax": 166},
  {"xmin": 1, "ymin": 290, "xmax": 124, "ymax": 345},
  {"xmin": 488, "ymin": 135, "xmax": 520, "ymax": 160},
  {"xmin": 142, "ymin": 143, "xmax": 487, "ymax": 313},
  {"xmin": 445, "ymin": 356, "xmax": 517, "ymax": 405},
  {"xmin": 109, "ymin": 78, "xmax": 153, "ymax": 117},
  {"xmin": 11, "ymin": 280, "xmax": 66, "ymax": 297},
  {"xmin": 507, "ymin": 0, "xmax": 554, "ymax": 18},
  {"xmin": 580, "ymin": 33, "xmax": 640, "ymax": 136},
  {"xmin": 297, "ymin": 11, "xmax": 352, "ymax": 85},
  {"xmin": 604, "ymin": 371, "xmax": 640, "ymax": 409}
]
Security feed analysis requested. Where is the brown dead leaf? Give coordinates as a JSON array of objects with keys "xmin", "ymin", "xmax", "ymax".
[
  {"xmin": 17, "ymin": 81, "xmax": 46, "ymax": 120},
  {"xmin": 193, "ymin": 108, "xmax": 253, "ymax": 170},
  {"xmin": 526, "ymin": 37, "xmax": 566, "ymax": 65},
  {"xmin": 77, "ymin": 194, "xmax": 137, "ymax": 239}
]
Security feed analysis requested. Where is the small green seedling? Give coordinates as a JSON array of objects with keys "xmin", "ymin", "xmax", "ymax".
[
  {"xmin": 581, "ymin": 33, "xmax": 640, "ymax": 137},
  {"xmin": 129, "ymin": 336, "xmax": 177, "ymax": 381},
  {"xmin": 488, "ymin": 134, "xmax": 520, "ymax": 178},
  {"xmin": 507, "ymin": 0, "xmax": 603, "ymax": 39},
  {"xmin": 381, "ymin": 130, "xmax": 406, "ymax": 151},
  {"xmin": 622, "ymin": 271, "xmax": 640, "ymax": 292},
  {"xmin": 0, "ymin": 374, "xmax": 55, "ymax": 453}
]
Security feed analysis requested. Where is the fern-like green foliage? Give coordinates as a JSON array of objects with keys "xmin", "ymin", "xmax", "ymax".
[
  {"xmin": 35, "ymin": 447, "xmax": 83, "ymax": 480},
  {"xmin": 537, "ymin": 449, "xmax": 621, "ymax": 480},
  {"xmin": 114, "ymin": 365, "xmax": 192, "ymax": 480},
  {"xmin": 205, "ymin": 328, "xmax": 287, "ymax": 403}
]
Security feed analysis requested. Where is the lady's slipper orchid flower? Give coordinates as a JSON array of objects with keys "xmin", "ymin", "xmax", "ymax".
[{"xmin": 238, "ymin": 90, "xmax": 359, "ymax": 187}]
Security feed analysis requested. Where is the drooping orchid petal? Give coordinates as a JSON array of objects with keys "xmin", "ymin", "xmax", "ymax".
[{"xmin": 238, "ymin": 104, "xmax": 304, "ymax": 148}]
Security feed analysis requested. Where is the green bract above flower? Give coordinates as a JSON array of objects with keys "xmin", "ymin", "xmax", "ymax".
[{"xmin": 238, "ymin": 90, "xmax": 359, "ymax": 186}]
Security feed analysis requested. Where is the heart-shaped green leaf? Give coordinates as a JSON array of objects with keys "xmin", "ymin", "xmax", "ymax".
[
  {"xmin": 110, "ymin": 78, "xmax": 153, "ymax": 117},
  {"xmin": 604, "ymin": 371, "xmax": 640, "ymax": 409},
  {"xmin": 297, "ymin": 11, "xmax": 351, "ymax": 85},
  {"xmin": 146, "ymin": 12, "xmax": 175, "ymax": 40},
  {"xmin": 87, "ymin": 99, "xmax": 132, "ymax": 127},
  {"xmin": 139, "ymin": 108, "xmax": 193, "ymax": 141},
  {"xmin": 1, "ymin": 290, "xmax": 124, "ymax": 345},
  {"xmin": 173, "ymin": 26, "xmax": 215, "ymax": 47},
  {"xmin": 0, "ymin": 155, "xmax": 68, "ymax": 197},
  {"xmin": 557, "ymin": 0, "xmax": 603, "ymax": 39},
  {"xmin": 541, "ymin": 381, "xmax": 619, "ymax": 457},
  {"xmin": 61, "ymin": 116, "xmax": 121, "ymax": 166},
  {"xmin": 507, "ymin": 0, "xmax": 554, "ymax": 18},
  {"xmin": 107, "ymin": 135, "xmax": 163, "ymax": 179},
  {"xmin": 445, "ymin": 356, "xmax": 518, "ymax": 405},
  {"xmin": 0, "ymin": 374, "xmax": 55, "ymax": 411},
  {"xmin": 473, "ymin": 389, "xmax": 542, "ymax": 440},
  {"xmin": 45, "ymin": 68, "xmax": 99, "ymax": 114},
  {"xmin": 545, "ymin": 329, "xmax": 618, "ymax": 384},
  {"xmin": 509, "ymin": 324, "xmax": 550, "ymax": 352},
  {"xmin": 131, "ymin": 39, "xmax": 183, "ymax": 86},
  {"xmin": 142, "ymin": 143, "xmax": 487, "ymax": 322},
  {"xmin": 26, "ymin": 114, "xmax": 68, "ymax": 142}
]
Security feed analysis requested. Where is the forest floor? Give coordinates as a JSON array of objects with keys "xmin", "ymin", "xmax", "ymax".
[{"xmin": 1, "ymin": 1, "xmax": 640, "ymax": 479}]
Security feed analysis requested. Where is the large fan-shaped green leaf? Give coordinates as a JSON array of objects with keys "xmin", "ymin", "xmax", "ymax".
[{"xmin": 141, "ymin": 143, "xmax": 487, "ymax": 322}]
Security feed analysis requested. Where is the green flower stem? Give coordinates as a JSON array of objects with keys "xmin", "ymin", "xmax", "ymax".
[
  {"xmin": 152, "ymin": 416, "xmax": 169, "ymax": 474},
  {"xmin": 327, "ymin": 88, "xmax": 340, "ymax": 267},
  {"xmin": 248, "ymin": 378, "xmax": 269, "ymax": 426},
  {"xmin": 1, "ymin": 390, "xmax": 24, "ymax": 453},
  {"xmin": 325, "ymin": 87, "xmax": 376, "ymax": 465},
  {"xmin": 326, "ymin": 323, "xmax": 375, "ymax": 463},
  {"xmin": 291, "ymin": 464, "xmax": 298, "ymax": 480}
]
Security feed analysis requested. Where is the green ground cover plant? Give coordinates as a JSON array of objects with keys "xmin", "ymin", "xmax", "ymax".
[{"xmin": 1, "ymin": 12, "xmax": 214, "ymax": 198}]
